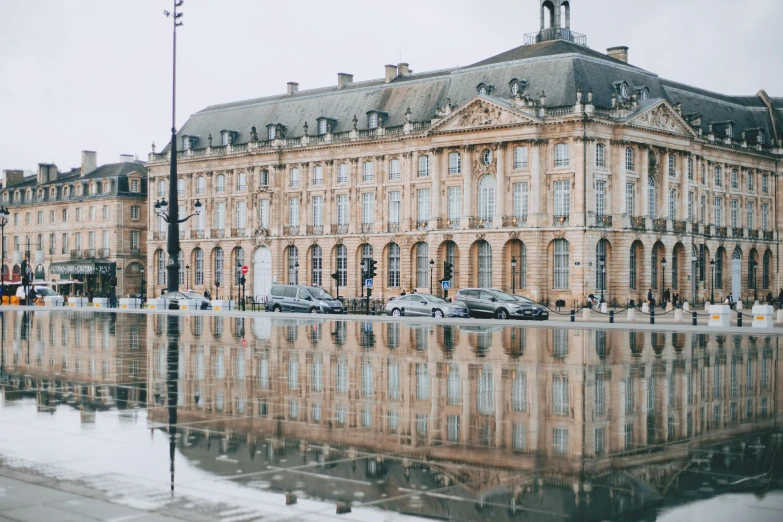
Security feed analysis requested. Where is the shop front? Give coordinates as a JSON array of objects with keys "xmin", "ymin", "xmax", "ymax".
[{"xmin": 50, "ymin": 260, "xmax": 116, "ymax": 298}]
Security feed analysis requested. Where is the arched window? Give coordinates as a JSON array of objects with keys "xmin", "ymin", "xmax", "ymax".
[
  {"xmin": 478, "ymin": 175, "xmax": 496, "ymax": 221},
  {"xmin": 214, "ymin": 248, "xmax": 224, "ymax": 286},
  {"xmin": 361, "ymin": 244, "xmax": 373, "ymax": 278},
  {"xmin": 596, "ymin": 239, "xmax": 607, "ymax": 291},
  {"xmin": 235, "ymin": 248, "xmax": 245, "ymax": 285},
  {"xmin": 287, "ymin": 246, "xmax": 298, "ymax": 284},
  {"xmin": 336, "ymin": 245, "xmax": 347, "ymax": 287},
  {"xmin": 763, "ymin": 250, "xmax": 771, "ymax": 289},
  {"xmin": 388, "ymin": 243, "xmax": 400, "ymax": 288},
  {"xmin": 156, "ymin": 250, "xmax": 166, "ymax": 286},
  {"xmin": 477, "ymin": 241, "xmax": 492, "ymax": 287},
  {"xmin": 415, "ymin": 243, "xmax": 428, "ymax": 288},
  {"xmin": 629, "ymin": 242, "xmax": 638, "ymax": 290},
  {"xmin": 647, "ymin": 175, "xmax": 656, "ymax": 218},
  {"xmin": 749, "ymin": 253, "xmax": 757, "ymax": 290},
  {"xmin": 194, "ymin": 248, "xmax": 204, "ymax": 285},
  {"xmin": 716, "ymin": 248, "xmax": 724, "ymax": 289},
  {"xmin": 553, "ymin": 239, "xmax": 569, "ymax": 289},
  {"xmin": 311, "ymin": 245, "xmax": 322, "ymax": 286}
]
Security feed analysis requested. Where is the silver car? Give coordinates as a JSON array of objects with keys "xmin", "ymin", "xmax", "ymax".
[
  {"xmin": 385, "ymin": 294, "xmax": 469, "ymax": 318},
  {"xmin": 163, "ymin": 291, "xmax": 212, "ymax": 310}
]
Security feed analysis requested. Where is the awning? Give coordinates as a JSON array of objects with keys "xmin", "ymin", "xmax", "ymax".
[{"xmin": 49, "ymin": 260, "xmax": 116, "ymax": 276}]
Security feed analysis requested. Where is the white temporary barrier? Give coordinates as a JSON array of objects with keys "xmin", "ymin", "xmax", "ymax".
[
  {"xmin": 600, "ymin": 303, "xmax": 608, "ymax": 313},
  {"xmin": 68, "ymin": 297, "xmax": 89, "ymax": 308},
  {"xmin": 752, "ymin": 305, "xmax": 775, "ymax": 328},
  {"xmin": 147, "ymin": 298, "xmax": 168, "ymax": 310},
  {"xmin": 683, "ymin": 301, "xmax": 690, "ymax": 312},
  {"xmin": 674, "ymin": 309, "xmax": 683, "ymax": 321},
  {"xmin": 179, "ymin": 299, "xmax": 200, "ymax": 311},
  {"xmin": 44, "ymin": 296, "xmax": 65, "ymax": 307},
  {"xmin": 582, "ymin": 308, "xmax": 591, "ymax": 320},
  {"xmin": 93, "ymin": 297, "xmax": 110, "ymax": 308},
  {"xmin": 119, "ymin": 298, "xmax": 141, "ymax": 310},
  {"xmin": 642, "ymin": 303, "xmax": 649, "ymax": 313},
  {"xmin": 708, "ymin": 304, "xmax": 731, "ymax": 328},
  {"xmin": 627, "ymin": 308, "xmax": 636, "ymax": 321},
  {"xmin": 211, "ymin": 300, "xmax": 234, "ymax": 311}
]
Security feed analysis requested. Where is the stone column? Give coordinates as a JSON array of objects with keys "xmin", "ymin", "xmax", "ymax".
[
  {"xmin": 462, "ymin": 146, "xmax": 474, "ymax": 229},
  {"xmin": 530, "ymin": 141, "xmax": 543, "ymax": 226},
  {"xmin": 494, "ymin": 144, "xmax": 506, "ymax": 226},
  {"xmin": 324, "ymin": 161, "xmax": 334, "ymax": 230},
  {"xmin": 641, "ymin": 146, "xmax": 650, "ymax": 219},
  {"xmin": 617, "ymin": 143, "xmax": 627, "ymax": 216}
]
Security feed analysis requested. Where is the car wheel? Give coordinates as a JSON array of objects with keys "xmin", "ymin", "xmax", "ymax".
[
  {"xmin": 391, "ymin": 308, "xmax": 401, "ymax": 317},
  {"xmin": 310, "ymin": 307, "xmax": 319, "ymax": 314},
  {"xmin": 434, "ymin": 309, "xmax": 444, "ymax": 319},
  {"xmin": 273, "ymin": 305, "xmax": 282, "ymax": 312},
  {"xmin": 496, "ymin": 308, "xmax": 508, "ymax": 320}
]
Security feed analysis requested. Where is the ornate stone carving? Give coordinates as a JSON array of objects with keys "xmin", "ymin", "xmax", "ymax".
[
  {"xmin": 629, "ymin": 103, "xmax": 692, "ymax": 136},
  {"xmin": 335, "ymin": 237, "xmax": 344, "ymax": 245},
  {"xmin": 476, "ymin": 233, "xmax": 486, "ymax": 241},
  {"xmin": 443, "ymin": 234, "xmax": 453, "ymax": 242},
  {"xmin": 359, "ymin": 235, "xmax": 369, "ymax": 244},
  {"xmin": 436, "ymin": 100, "xmax": 532, "ymax": 133},
  {"xmin": 553, "ymin": 230, "xmax": 565, "ymax": 239},
  {"xmin": 508, "ymin": 231, "xmax": 519, "ymax": 240},
  {"xmin": 600, "ymin": 232, "xmax": 608, "ymax": 240},
  {"xmin": 310, "ymin": 238, "xmax": 319, "ymax": 246},
  {"xmin": 434, "ymin": 98, "xmax": 457, "ymax": 118},
  {"xmin": 287, "ymin": 240, "xmax": 296, "ymax": 246},
  {"xmin": 415, "ymin": 234, "xmax": 427, "ymax": 244}
]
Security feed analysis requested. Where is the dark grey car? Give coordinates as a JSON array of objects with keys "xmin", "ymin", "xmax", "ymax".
[{"xmin": 452, "ymin": 288, "xmax": 548, "ymax": 320}]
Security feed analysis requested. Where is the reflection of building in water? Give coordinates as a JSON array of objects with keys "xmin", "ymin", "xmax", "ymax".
[
  {"xmin": 146, "ymin": 316, "xmax": 781, "ymax": 469},
  {"xmin": 1, "ymin": 311, "xmax": 148, "ymax": 410}
]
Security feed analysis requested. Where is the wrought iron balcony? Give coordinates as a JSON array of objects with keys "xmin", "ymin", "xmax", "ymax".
[
  {"xmin": 85, "ymin": 249, "xmax": 97, "ymax": 258},
  {"xmin": 231, "ymin": 227, "xmax": 247, "ymax": 238},
  {"xmin": 716, "ymin": 226, "xmax": 728, "ymax": 238},
  {"xmin": 387, "ymin": 222, "xmax": 400, "ymax": 233},
  {"xmin": 469, "ymin": 217, "xmax": 493, "ymax": 229},
  {"xmin": 524, "ymin": 28, "xmax": 587, "ymax": 46},
  {"xmin": 748, "ymin": 229, "xmax": 759, "ymax": 239},
  {"xmin": 437, "ymin": 218, "xmax": 460, "ymax": 230},
  {"xmin": 306, "ymin": 225, "xmax": 323, "ymax": 235},
  {"xmin": 99, "ymin": 248, "xmax": 110, "ymax": 259},
  {"xmin": 212, "ymin": 228, "xmax": 226, "ymax": 239},
  {"xmin": 191, "ymin": 230, "xmax": 205, "ymax": 239},
  {"xmin": 283, "ymin": 225, "xmax": 299, "ymax": 236},
  {"xmin": 153, "ymin": 232, "xmax": 166, "ymax": 241},
  {"xmin": 732, "ymin": 227, "xmax": 744, "ymax": 238},
  {"xmin": 130, "ymin": 247, "xmax": 141, "ymax": 255},
  {"xmin": 503, "ymin": 215, "xmax": 528, "ymax": 228},
  {"xmin": 653, "ymin": 218, "xmax": 667, "ymax": 232},
  {"xmin": 593, "ymin": 214, "xmax": 612, "ymax": 228},
  {"xmin": 553, "ymin": 215, "xmax": 569, "ymax": 227},
  {"xmin": 413, "ymin": 220, "xmax": 429, "ymax": 231},
  {"xmin": 673, "ymin": 220, "xmax": 687, "ymax": 234},
  {"xmin": 361, "ymin": 223, "xmax": 374, "ymax": 233},
  {"xmin": 331, "ymin": 224, "xmax": 348, "ymax": 234},
  {"xmin": 631, "ymin": 216, "xmax": 647, "ymax": 230},
  {"xmin": 48, "ymin": 248, "xmax": 56, "ymax": 256},
  {"xmin": 70, "ymin": 249, "xmax": 81, "ymax": 259},
  {"xmin": 763, "ymin": 231, "xmax": 774, "ymax": 241}
]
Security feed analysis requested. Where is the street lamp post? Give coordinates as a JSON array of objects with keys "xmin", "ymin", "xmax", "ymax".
[
  {"xmin": 751, "ymin": 259, "xmax": 758, "ymax": 302},
  {"xmin": 511, "ymin": 256, "xmax": 517, "ymax": 295},
  {"xmin": 661, "ymin": 257, "xmax": 667, "ymax": 308},
  {"xmin": 0, "ymin": 207, "xmax": 8, "ymax": 298},
  {"xmin": 140, "ymin": 267, "xmax": 146, "ymax": 302},
  {"xmin": 429, "ymin": 259, "xmax": 434, "ymax": 295},
  {"xmin": 185, "ymin": 264, "xmax": 190, "ymax": 290},
  {"xmin": 710, "ymin": 259, "xmax": 715, "ymax": 304},
  {"xmin": 294, "ymin": 261, "xmax": 299, "ymax": 285}
]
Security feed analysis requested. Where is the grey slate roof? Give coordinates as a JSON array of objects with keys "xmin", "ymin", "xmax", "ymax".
[{"xmin": 168, "ymin": 39, "xmax": 780, "ymax": 152}]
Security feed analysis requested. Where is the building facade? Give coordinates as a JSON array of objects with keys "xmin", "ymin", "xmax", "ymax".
[
  {"xmin": 146, "ymin": 1, "xmax": 782, "ymax": 304},
  {"xmin": 1, "ymin": 151, "xmax": 148, "ymax": 296}
]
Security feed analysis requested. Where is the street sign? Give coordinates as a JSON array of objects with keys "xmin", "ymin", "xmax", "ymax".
[
  {"xmin": 441, "ymin": 280, "xmax": 451, "ymax": 290},
  {"xmin": 241, "ymin": 265, "xmax": 249, "ymax": 274},
  {"xmin": 241, "ymin": 339, "xmax": 248, "ymax": 348},
  {"xmin": 365, "ymin": 279, "xmax": 373, "ymax": 289}
]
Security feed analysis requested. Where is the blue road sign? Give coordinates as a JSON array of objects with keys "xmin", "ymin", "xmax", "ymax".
[
  {"xmin": 441, "ymin": 280, "xmax": 451, "ymax": 290},
  {"xmin": 365, "ymin": 279, "xmax": 373, "ymax": 289}
]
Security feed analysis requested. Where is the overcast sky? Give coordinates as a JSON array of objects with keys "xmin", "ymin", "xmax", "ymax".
[{"xmin": 1, "ymin": 0, "xmax": 781, "ymax": 172}]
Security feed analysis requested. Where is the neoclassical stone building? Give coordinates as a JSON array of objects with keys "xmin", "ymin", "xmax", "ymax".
[{"xmin": 146, "ymin": 1, "xmax": 781, "ymax": 303}]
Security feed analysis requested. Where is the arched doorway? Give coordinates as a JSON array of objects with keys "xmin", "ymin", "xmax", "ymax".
[
  {"xmin": 651, "ymin": 241, "xmax": 665, "ymax": 291},
  {"xmin": 595, "ymin": 239, "xmax": 610, "ymax": 296},
  {"xmin": 438, "ymin": 240, "xmax": 459, "ymax": 291},
  {"xmin": 672, "ymin": 243, "xmax": 686, "ymax": 292},
  {"xmin": 629, "ymin": 240, "xmax": 644, "ymax": 295},
  {"xmin": 124, "ymin": 262, "xmax": 143, "ymax": 295},
  {"xmin": 731, "ymin": 247, "xmax": 742, "ymax": 298},
  {"xmin": 469, "ymin": 240, "xmax": 492, "ymax": 288},
  {"xmin": 253, "ymin": 247, "xmax": 272, "ymax": 301},
  {"xmin": 503, "ymin": 239, "xmax": 526, "ymax": 294}
]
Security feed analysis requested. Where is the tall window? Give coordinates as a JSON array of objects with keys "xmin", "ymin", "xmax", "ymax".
[
  {"xmin": 668, "ymin": 154, "xmax": 675, "ymax": 177},
  {"xmin": 336, "ymin": 194, "xmax": 348, "ymax": 225},
  {"xmin": 288, "ymin": 198, "xmax": 299, "ymax": 226},
  {"xmin": 389, "ymin": 191, "xmax": 401, "ymax": 225},
  {"xmin": 363, "ymin": 161, "xmax": 374, "ymax": 182},
  {"xmin": 700, "ymin": 195, "xmax": 706, "ymax": 223},
  {"xmin": 259, "ymin": 200, "xmax": 270, "ymax": 228},
  {"xmin": 447, "ymin": 187, "xmax": 461, "ymax": 221},
  {"xmin": 730, "ymin": 200, "xmax": 738, "ymax": 228},
  {"xmin": 762, "ymin": 174, "xmax": 768, "ymax": 193},
  {"xmin": 196, "ymin": 177, "xmax": 205, "ymax": 194},
  {"xmin": 668, "ymin": 189, "xmax": 676, "ymax": 220},
  {"xmin": 311, "ymin": 245, "xmax": 322, "ymax": 286},
  {"xmin": 216, "ymin": 202, "xmax": 226, "ymax": 231},
  {"xmin": 595, "ymin": 180, "xmax": 605, "ymax": 216},
  {"xmin": 747, "ymin": 201, "xmax": 754, "ymax": 229},
  {"xmin": 595, "ymin": 143, "xmax": 605, "ymax": 168},
  {"xmin": 336, "ymin": 245, "xmax": 347, "ymax": 286},
  {"xmin": 416, "ymin": 242, "xmax": 428, "ymax": 288},
  {"xmin": 312, "ymin": 165, "xmax": 323, "ymax": 185},
  {"xmin": 553, "ymin": 239, "xmax": 569, "ymax": 289},
  {"xmin": 312, "ymin": 196, "xmax": 323, "ymax": 226},
  {"xmin": 477, "ymin": 241, "xmax": 492, "ymax": 287},
  {"xmin": 362, "ymin": 193, "xmax": 374, "ymax": 225},
  {"xmin": 688, "ymin": 192, "xmax": 694, "ymax": 221},
  {"xmin": 761, "ymin": 203, "xmax": 769, "ymax": 231},
  {"xmin": 629, "ymin": 243, "xmax": 637, "ymax": 290},
  {"xmin": 514, "ymin": 146, "xmax": 528, "ymax": 169},
  {"xmin": 448, "ymin": 152, "xmax": 461, "ymax": 174},
  {"xmin": 554, "ymin": 180, "xmax": 570, "ymax": 219},
  {"xmin": 289, "ymin": 168, "xmax": 300, "ymax": 187},
  {"xmin": 214, "ymin": 248, "xmax": 224, "ymax": 286},
  {"xmin": 763, "ymin": 250, "xmax": 771, "ymax": 289},
  {"xmin": 626, "ymin": 183, "xmax": 635, "ymax": 215},
  {"xmin": 157, "ymin": 250, "xmax": 166, "ymax": 285},
  {"xmin": 714, "ymin": 198, "xmax": 723, "ymax": 226},
  {"xmin": 716, "ymin": 250, "xmax": 723, "ymax": 289},
  {"xmin": 234, "ymin": 248, "xmax": 244, "ymax": 285},
  {"xmin": 417, "ymin": 189, "xmax": 431, "ymax": 222},
  {"xmin": 388, "ymin": 158, "xmax": 401, "ymax": 180},
  {"xmin": 418, "ymin": 155, "xmax": 430, "ymax": 177},
  {"xmin": 130, "ymin": 230, "xmax": 140, "ymax": 250},
  {"xmin": 554, "ymin": 143, "xmax": 569, "ymax": 167},
  {"xmin": 216, "ymin": 175, "xmax": 225, "ymax": 192},
  {"xmin": 337, "ymin": 163, "xmax": 348, "ymax": 184},
  {"xmin": 647, "ymin": 176, "xmax": 656, "ymax": 219},
  {"xmin": 513, "ymin": 183, "xmax": 528, "ymax": 220},
  {"xmin": 652, "ymin": 244, "xmax": 659, "ymax": 289},
  {"xmin": 687, "ymin": 157, "xmax": 694, "ymax": 180},
  {"xmin": 388, "ymin": 243, "xmax": 400, "ymax": 287},
  {"xmin": 260, "ymin": 169, "xmax": 269, "ymax": 186},
  {"xmin": 236, "ymin": 201, "xmax": 247, "ymax": 230},
  {"xmin": 478, "ymin": 176, "xmax": 496, "ymax": 220},
  {"xmin": 446, "ymin": 242, "xmax": 456, "ymax": 286},
  {"xmin": 194, "ymin": 250, "xmax": 203, "ymax": 284},
  {"xmin": 287, "ymin": 246, "xmax": 298, "ymax": 284},
  {"xmin": 714, "ymin": 166, "xmax": 722, "ymax": 187},
  {"xmin": 748, "ymin": 171, "xmax": 754, "ymax": 191},
  {"xmin": 625, "ymin": 147, "xmax": 634, "ymax": 171},
  {"xmin": 552, "ymin": 373, "xmax": 569, "ymax": 415}
]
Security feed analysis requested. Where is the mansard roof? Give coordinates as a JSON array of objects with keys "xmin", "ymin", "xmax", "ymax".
[{"xmin": 167, "ymin": 39, "xmax": 781, "ymax": 153}]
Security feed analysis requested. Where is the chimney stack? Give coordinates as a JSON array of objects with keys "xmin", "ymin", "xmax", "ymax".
[
  {"xmin": 607, "ymin": 46, "xmax": 629, "ymax": 63},
  {"xmin": 397, "ymin": 63, "xmax": 411, "ymax": 77},
  {"xmin": 81, "ymin": 150, "xmax": 97, "ymax": 176},
  {"xmin": 385, "ymin": 64, "xmax": 397, "ymax": 84},
  {"xmin": 287, "ymin": 82, "xmax": 299, "ymax": 95},
  {"xmin": 337, "ymin": 73, "xmax": 353, "ymax": 89},
  {"xmin": 3, "ymin": 170, "xmax": 25, "ymax": 188},
  {"xmin": 119, "ymin": 154, "xmax": 135, "ymax": 163}
]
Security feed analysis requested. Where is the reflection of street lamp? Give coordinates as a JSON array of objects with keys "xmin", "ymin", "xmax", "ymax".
[
  {"xmin": 661, "ymin": 257, "xmax": 667, "ymax": 306},
  {"xmin": 185, "ymin": 264, "xmax": 190, "ymax": 289},
  {"xmin": 710, "ymin": 259, "xmax": 715, "ymax": 304},
  {"xmin": 140, "ymin": 267, "xmax": 146, "ymax": 301},
  {"xmin": 429, "ymin": 259, "xmax": 435, "ymax": 295},
  {"xmin": 511, "ymin": 256, "xmax": 517, "ymax": 294},
  {"xmin": 751, "ymin": 259, "xmax": 758, "ymax": 301},
  {"xmin": 599, "ymin": 255, "xmax": 606, "ymax": 304}
]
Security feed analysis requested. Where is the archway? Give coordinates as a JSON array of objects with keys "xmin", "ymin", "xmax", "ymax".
[
  {"xmin": 731, "ymin": 246, "xmax": 742, "ymax": 298},
  {"xmin": 503, "ymin": 239, "xmax": 526, "ymax": 294},
  {"xmin": 763, "ymin": 250, "xmax": 772, "ymax": 291},
  {"xmin": 629, "ymin": 240, "xmax": 644, "ymax": 297},
  {"xmin": 672, "ymin": 243, "xmax": 686, "ymax": 293},
  {"xmin": 252, "ymin": 247, "xmax": 272, "ymax": 301},
  {"xmin": 357, "ymin": 243, "xmax": 373, "ymax": 290},
  {"xmin": 469, "ymin": 240, "xmax": 493, "ymax": 288},
  {"xmin": 651, "ymin": 241, "xmax": 665, "ymax": 291},
  {"xmin": 715, "ymin": 247, "xmax": 727, "ymax": 292},
  {"xmin": 124, "ymin": 262, "xmax": 144, "ymax": 296},
  {"xmin": 438, "ymin": 240, "xmax": 459, "ymax": 292},
  {"xmin": 594, "ymin": 239, "xmax": 611, "ymax": 297},
  {"xmin": 748, "ymin": 248, "xmax": 759, "ymax": 298},
  {"xmin": 412, "ymin": 242, "xmax": 429, "ymax": 291}
]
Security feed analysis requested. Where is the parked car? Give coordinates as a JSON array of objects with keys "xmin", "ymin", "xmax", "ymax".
[
  {"xmin": 163, "ymin": 291, "xmax": 212, "ymax": 310},
  {"xmin": 16, "ymin": 285, "xmax": 61, "ymax": 299},
  {"xmin": 384, "ymin": 293, "xmax": 469, "ymax": 318},
  {"xmin": 266, "ymin": 285, "xmax": 344, "ymax": 314},
  {"xmin": 452, "ymin": 288, "xmax": 549, "ymax": 320}
]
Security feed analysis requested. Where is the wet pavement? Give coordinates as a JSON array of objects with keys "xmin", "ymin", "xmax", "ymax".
[{"xmin": 0, "ymin": 309, "xmax": 781, "ymax": 521}]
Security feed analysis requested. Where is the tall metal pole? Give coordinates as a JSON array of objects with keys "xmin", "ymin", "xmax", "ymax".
[{"xmin": 165, "ymin": 1, "xmax": 184, "ymax": 294}]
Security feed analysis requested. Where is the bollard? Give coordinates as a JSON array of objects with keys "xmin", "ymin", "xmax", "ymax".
[
  {"xmin": 371, "ymin": 306, "xmax": 376, "ymax": 316},
  {"xmin": 400, "ymin": 307, "xmax": 405, "ymax": 316},
  {"xmin": 692, "ymin": 311, "xmax": 697, "ymax": 326},
  {"xmin": 737, "ymin": 312, "xmax": 742, "ymax": 328},
  {"xmin": 570, "ymin": 309, "xmax": 575, "ymax": 322},
  {"xmin": 609, "ymin": 310, "xmax": 614, "ymax": 324},
  {"xmin": 431, "ymin": 310, "xmax": 436, "ymax": 318},
  {"xmin": 343, "ymin": 308, "xmax": 348, "ymax": 315},
  {"xmin": 650, "ymin": 309, "xmax": 655, "ymax": 325}
]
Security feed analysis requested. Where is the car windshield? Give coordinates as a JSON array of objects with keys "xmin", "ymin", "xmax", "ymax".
[
  {"xmin": 423, "ymin": 295, "xmax": 447, "ymax": 303},
  {"xmin": 182, "ymin": 292, "xmax": 204, "ymax": 299},
  {"xmin": 307, "ymin": 287, "xmax": 334, "ymax": 300},
  {"xmin": 36, "ymin": 288, "xmax": 57, "ymax": 296},
  {"xmin": 488, "ymin": 290, "xmax": 518, "ymax": 302},
  {"xmin": 513, "ymin": 295, "xmax": 535, "ymax": 304}
]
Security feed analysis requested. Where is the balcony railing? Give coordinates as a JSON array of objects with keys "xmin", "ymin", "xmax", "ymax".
[
  {"xmin": 387, "ymin": 222, "xmax": 400, "ymax": 233},
  {"xmin": 593, "ymin": 214, "xmax": 612, "ymax": 228},
  {"xmin": 748, "ymin": 229, "xmax": 759, "ymax": 240},
  {"xmin": 468, "ymin": 217, "xmax": 493, "ymax": 229},
  {"xmin": 191, "ymin": 230, "xmax": 205, "ymax": 239},
  {"xmin": 306, "ymin": 225, "xmax": 324, "ymax": 235},
  {"xmin": 553, "ymin": 215, "xmax": 569, "ymax": 227},
  {"xmin": 212, "ymin": 228, "xmax": 226, "ymax": 239},
  {"xmin": 331, "ymin": 224, "xmax": 348, "ymax": 235},
  {"xmin": 70, "ymin": 249, "xmax": 81, "ymax": 259},
  {"xmin": 763, "ymin": 231, "xmax": 774, "ymax": 241},
  {"xmin": 85, "ymin": 249, "xmax": 96, "ymax": 258},
  {"xmin": 130, "ymin": 247, "xmax": 141, "ymax": 255},
  {"xmin": 361, "ymin": 223, "xmax": 373, "ymax": 233},
  {"xmin": 437, "ymin": 218, "xmax": 460, "ymax": 230},
  {"xmin": 61, "ymin": 248, "xmax": 68, "ymax": 255},
  {"xmin": 413, "ymin": 220, "xmax": 428, "ymax": 231},
  {"xmin": 503, "ymin": 215, "xmax": 528, "ymax": 228},
  {"xmin": 283, "ymin": 225, "xmax": 300, "ymax": 236},
  {"xmin": 48, "ymin": 248, "xmax": 56, "ymax": 256},
  {"xmin": 653, "ymin": 218, "xmax": 667, "ymax": 232},
  {"xmin": 153, "ymin": 232, "xmax": 166, "ymax": 241},
  {"xmin": 732, "ymin": 227, "xmax": 744, "ymax": 239},
  {"xmin": 179, "ymin": 230, "xmax": 186, "ymax": 239},
  {"xmin": 231, "ymin": 228, "xmax": 247, "ymax": 238},
  {"xmin": 99, "ymin": 248, "xmax": 110, "ymax": 259},
  {"xmin": 631, "ymin": 216, "xmax": 647, "ymax": 230},
  {"xmin": 524, "ymin": 27, "xmax": 587, "ymax": 46},
  {"xmin": 673, "ymin": 220, "xmax": 687, "ymax": 234},
  {"xmin": 716, "ymin": 226, "xmax": 728, "ymax": 238}
]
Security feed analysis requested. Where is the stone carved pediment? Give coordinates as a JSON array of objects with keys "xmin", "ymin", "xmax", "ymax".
[
  {"xmin": 626, "ymin": 101, "xmax": 696, "ymax": 137},
  {"xmin": 431, "ymin": 98, "xmax": 537, "ymax": 134}
]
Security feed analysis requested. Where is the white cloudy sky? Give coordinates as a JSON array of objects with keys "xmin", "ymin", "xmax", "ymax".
[{"xmin": 1, "ymin": 0, "xmax": 781, "ymax": 171}]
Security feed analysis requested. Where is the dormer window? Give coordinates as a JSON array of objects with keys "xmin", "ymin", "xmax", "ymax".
[
  {"xmin": 368, "ymin": 112, "xmax": 379, "ymax": 129},
  {"xmin": 267, "ymin": 126, "xmax": 275, "ymax": 140},
  {"xmin": 130, "ymin": 179, "xmax": 140, "ymax": 193},
  {"xmin": 26, "ymin": 190, "xmax": 32, "ymax": 201},
  {"xmin": 14, "ymin": 192, "xmax": 20, "ymax": 202},
  {"xmin": 2, "ymin": 193, "xmax": 7, "ymax": 203},
  {"xmin": 103, "ymin": 181, "xmax": 111, "ymax": 194},
  {"xmin": 757, "ymin": 130, "xmax": 764, "ymax": 145},
  {"xmin": 37, "ymin": 189, "xmax": 44, "ymax": 200},
  {"xmin": 612, "ymin": 81, "xmax": 629, "ymax": 100},
  {"xmin": 476, "ymin": 83, "xmax": 494, "ymax": 96},
  {"xmin": 318, "ymin": 119, "xmax": 327, "ymax": 135},
  {"xmin": 220, "ymin": 130, "xmax": 237, "ymax": 146},
  {"xmin": 49, "ymin": 188, "xmax": 56, "ymax": 199},
  {"xmin": 89, "ymin": 183, "xmax": 97, "ymax": 195},
  {"xmin": 635, "ymin": 87, "xmax": 650, "ymax": 100},
  {"xmin": 183, "ymin": 136, "xmax": 191, "ymax": 150},
  {"xmin": 509, "ymin": 79, "xmax": 528, "ymax": 96}
]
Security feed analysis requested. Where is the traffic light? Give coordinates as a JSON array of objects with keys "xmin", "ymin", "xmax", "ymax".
[
  {"xmin": 367, "ymin": 259, "xmax": 378, "ymax": 280},
  {"xmin": 331, "ymin": 271, "xmax": 340, "ymax": 282},
  {"xmin": 443, "ymin": 261, "xmax": 453, "ymax": 282}
]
